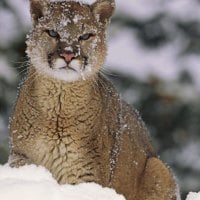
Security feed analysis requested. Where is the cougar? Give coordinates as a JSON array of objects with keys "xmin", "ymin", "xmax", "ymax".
[{"xmin": 9, "ymin": 0, "xmax": 180, "ymax": 199}]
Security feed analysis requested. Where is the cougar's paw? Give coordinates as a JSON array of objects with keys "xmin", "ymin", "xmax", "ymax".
[{"xmin": 9, "ymin": 153, "xmax": 31, "ymax": 168}]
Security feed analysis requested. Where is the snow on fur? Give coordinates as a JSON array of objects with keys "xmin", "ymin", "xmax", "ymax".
[{"xmin": 0, "ymin": 164, "xmax": 125, "ymax": 200}]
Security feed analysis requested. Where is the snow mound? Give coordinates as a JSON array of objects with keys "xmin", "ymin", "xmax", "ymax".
[
  {"xmin": 186, "ymin": 192, "xmax": 200, "ymax": 200},
  {"xmin": 0, "ymin": 164, "xmax": 125, "ymax": 200}
]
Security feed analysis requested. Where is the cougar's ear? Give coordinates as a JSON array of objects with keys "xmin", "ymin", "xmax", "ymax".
[
  {"xmin": 92, "ymin": 0, "xmax": 115, "ymax": 25},
  {"xmin": 30, "ymin": 0, "xmax": 49, "ymax": 26}
]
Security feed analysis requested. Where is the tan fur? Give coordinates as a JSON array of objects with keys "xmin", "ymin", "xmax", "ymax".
[{"xmin": 9, "ymin": 0, "xmax": 180, "ymax": 199}]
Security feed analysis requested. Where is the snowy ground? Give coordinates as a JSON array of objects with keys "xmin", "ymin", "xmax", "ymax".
[
  {"xmin": 0, "ymin": 164, "xmax": 199, "ymax": 200},
  {"xmin": 186, "ymin": 192, "xmax": 200, "ymax": 200},
  {"xmin": 0, "ymin": 164, "xmax": 125, "ymax": 200}
]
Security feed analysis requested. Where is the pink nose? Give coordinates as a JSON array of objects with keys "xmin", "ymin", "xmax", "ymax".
[{"xmin": 60, "ymin": 52, "xmax": 75, "ymax": 62}]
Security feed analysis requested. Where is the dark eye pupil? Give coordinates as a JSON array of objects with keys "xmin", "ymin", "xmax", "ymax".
[{"xmin": 48, "ymin": 30, "xmax": 58, "ymax": 37}]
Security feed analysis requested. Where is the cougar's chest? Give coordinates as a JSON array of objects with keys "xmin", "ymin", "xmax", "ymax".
[{"xmin": 32, "ymin": 126, "xmax": 101, "ymax": 184}]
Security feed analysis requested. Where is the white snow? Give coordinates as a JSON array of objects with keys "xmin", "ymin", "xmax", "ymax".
[
  {"xmin": 186, "ymin": 192, "xmax": 200, "ymax": 200},
  {"xmin": 0, "ymin": 164, "xmax": 126, "ymax": 200}
]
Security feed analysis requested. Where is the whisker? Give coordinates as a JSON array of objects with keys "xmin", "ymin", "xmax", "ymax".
[
  {"xmin": 100, "ymin": 70, "xmax": 120, "ymax": 79},
  {"xmin": 91, "ymin": 76, "xmax": 98, "ymax": 94},
  {"xmin": 22, "ymin": 71, "xmax": 43, "ymax": 96},
  {"xmin": 100, "ymin": 67, "xmax": 119, "ymax": 77},
  {"xmin": 97, "ymin": 76, "xmax": 107, "ymax": 92},
  {"xmin": 17, "ymin": 68, "xmax": 28, "ymax": 77}
]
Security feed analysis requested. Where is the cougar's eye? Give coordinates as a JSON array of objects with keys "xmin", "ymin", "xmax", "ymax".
[
  {"xmin": 47, "ymin": 30, "xmax": 59, "ymax": 38},
  {"xmin": 79, "ymin": 33, "xmax": 94, "ymax": 41}
]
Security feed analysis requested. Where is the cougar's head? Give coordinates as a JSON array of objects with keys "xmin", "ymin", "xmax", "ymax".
[{"xmin": 26, "ymin": 0, "xmax": 115, "ymax": 82}]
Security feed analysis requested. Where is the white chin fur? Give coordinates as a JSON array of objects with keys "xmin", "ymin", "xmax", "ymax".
[
  {"xmin": 53, "ymin": 58, "xmax": 66, "ymax": 69},
  {"xmin": 34, "ymin": 58, "xmax": 92, "ymax": 82}
]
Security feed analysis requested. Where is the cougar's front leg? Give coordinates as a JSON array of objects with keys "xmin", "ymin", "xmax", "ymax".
[{"xmin": 136, "ymin": 157, "xmax": 180, "ymax": 200}]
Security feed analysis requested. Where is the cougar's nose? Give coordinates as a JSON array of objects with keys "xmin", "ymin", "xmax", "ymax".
[{"xmin": 60, "ymin": 50, "xmax": 75, "ymax": 63}]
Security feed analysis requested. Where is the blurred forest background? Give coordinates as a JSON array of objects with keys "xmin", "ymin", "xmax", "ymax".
[{"xmin": 0, "ymin": 0, "xmax": 200, "ymax": 198}]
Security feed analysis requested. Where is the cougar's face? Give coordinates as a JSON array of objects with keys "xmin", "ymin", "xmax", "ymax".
[{"xmin": 26, "ymin": 2, "xmax": 107, "ymax": 82}]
